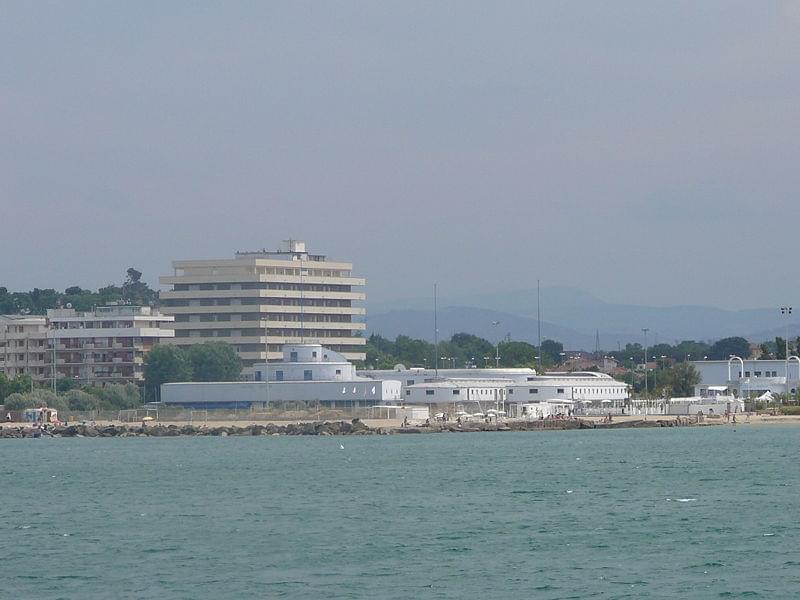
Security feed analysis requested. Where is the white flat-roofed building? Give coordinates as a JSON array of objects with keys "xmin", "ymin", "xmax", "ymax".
[
  {"xmin": 360, "ymin": 366, "xmax": 539, "ymax": 388},
  {"xmin": 403, "ymin": 378, "xmax": 510, "ymax": 406},
  {"xmin": 47, "ymin": 305, "xmax": 174, "ymax": 386},
  {"xmin": 362, "ymin": 366, "xmax": 628, "ymax": 408},
  {"xmin": 690, "ymin": 358, "xmax": 800, "ymax": 397},
  {"xmin": 507, "ymin": 372, "xmax": 629, "ymax": 404},
  {"xmin": 160, "ymin": 240, "xmax": 366, "ymax": 379},
  {"xmin": 0, "ymin": 315, "xmax": 50, "ymax": 382},
  {"xmin": 161, "ymin": 343, "xmax": 400, "ymax": 408},
  {"xmin": 253, "ymin": 342, "xmax": 359, "ymax": 383}
]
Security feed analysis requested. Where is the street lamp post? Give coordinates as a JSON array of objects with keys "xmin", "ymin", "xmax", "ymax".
[
  {"xmin": 492, "ymin": 321, "xmax": 501, "ymax": 368},
  {"xmin": 642, "ymin": 328, "xmax": 650, "ymax": 398},
  {"xmin": 781, "ymin": 307, "xmax": 793, "ymax": 397}
]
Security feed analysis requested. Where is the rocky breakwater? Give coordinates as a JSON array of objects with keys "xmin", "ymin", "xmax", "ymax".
[{"xmin": 0, "ymin": 418, "xmax": 380, "ymax": 439}]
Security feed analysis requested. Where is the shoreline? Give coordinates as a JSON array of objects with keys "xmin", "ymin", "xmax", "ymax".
[
  {"xmin": 2, "ymin": 413, "xmax": 798, "ymax": 439},
  {"xmin": 0, "ymin": 416, "xmax": 707, "ymax": 438}
]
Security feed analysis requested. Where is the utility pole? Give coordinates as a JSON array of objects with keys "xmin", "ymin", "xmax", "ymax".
[
  {"xmin": 781, "ymin": 306, "xmax": 792, "ymax": 396},
  {"xmin": 642, "ymin": 328, "xmax": 650, "ymax": 398},
  {"xmin": 537, "ymin": 279, "xmax": 542, "ymax": 372},
  {"xmin": 492, "ymin": 320, "xmax": 501, "ymax": 367},
  {"xmin": 434, "ymin": 283, "xmax": 438, "ymax": 378}
]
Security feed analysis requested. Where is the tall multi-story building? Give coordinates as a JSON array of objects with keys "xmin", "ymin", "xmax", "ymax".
[
  {"xmin": 0, "ymin": 315, "xmax": 51, "ymax": 383},
  {"xmin": 47, "ymin": 305, "xmax": 174, "ymax": 387},
  {"xmin": 159, "ymin": 240, "xmax": 366, "ymax": 378}
]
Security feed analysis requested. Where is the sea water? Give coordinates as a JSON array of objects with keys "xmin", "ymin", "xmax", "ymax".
[{"xmin": 2, "ymin": 426, "xmax": 800, "ymax": 599}]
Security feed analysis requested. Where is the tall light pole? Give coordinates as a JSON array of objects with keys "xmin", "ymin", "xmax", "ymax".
[
  {"xmin": 642, "ymin": 328, "xmax": 649, "ymax": 398},
  {"xmin": 537, "ymin": 279, "xmax": 542, "ymax": 372},
  {"xmin": 492, "ymin": 320, "xmax": 501, "ymax": 367},
  {"xmin": 433, "ymin": 283, "xmax": 439, "ymax": 377},
  {"xmin": 781, "ymin": 306, "xmax": 793, "ymax": 396}
]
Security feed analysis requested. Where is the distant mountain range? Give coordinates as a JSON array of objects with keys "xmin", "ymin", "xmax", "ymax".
[{"xmin": 365, "ymin": 286, "xmax": 800, "ymax": 350}]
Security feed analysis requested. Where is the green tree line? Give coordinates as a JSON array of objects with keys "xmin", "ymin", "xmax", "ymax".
[
  {"xmin": 143, "ymin": 342, "xmax": 242, "ymax": 400},
  {"xmin": 0, "ymin": 268, "xmax": 158, "ymax": 314},
  {"xmin": 365, "ymin": 333, "xmax": 565, "ymax": 370}
]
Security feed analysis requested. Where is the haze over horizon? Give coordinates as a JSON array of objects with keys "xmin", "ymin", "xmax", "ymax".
[{"xmin": 2, "ymin": 2, "xmax": 799, "ymax": 311}]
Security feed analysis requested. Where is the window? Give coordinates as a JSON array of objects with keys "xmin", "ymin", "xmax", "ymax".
[
  {"xmin": 744, "ymin": 371, "xmax": 750, "ymax": 377},
  {"xmin": 304, "ymin": 370, "xmax": 312, "ymax": 381},
  {"xmin": 276, "ymin": 370, "xmax": 284, "ymax": 381},
  {"xmin": 754, "ymin": 371, "xmax": 762, "ymax": 377},
  {"xmin": 557, "ymin": 388, "xmax": 565, "ymax": 393},
  {"xmin": 426, "ymin": 390, "xmax": 435, "ymax": 396},
  {"xmin": 335, "ymin": 369, "xmax": 341, "ymax": 375},
  {"xmin": 529, "ymin": 388, "xmax": 538, "ymax": 394},
  {"xmin": 508, "ymin": 389, "xmax": 514, "ymax": 395},
  {"xmin": 405, "ymin": 389, "xmax": 411, "ymax": 396},
  {"xmin": 406, "ymin": 380, "xmax": 415, "ymax": 385},
  {"xmin": 290, "ymin": 352, "xmax": 298, "ymax": 362},
  {"xmin": 452, "ymin": 389, "xmax": 460, "ymax": 395},
  {"xmin": 312, "ymin": 351, "xmax": 317, "ymax": 358}
]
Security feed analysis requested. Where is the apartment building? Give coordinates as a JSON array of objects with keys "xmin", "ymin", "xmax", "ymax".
[
  {"xmin": 159, "ymin": 240, "xmax": 366, "ymax": 378},
  {"xmin": 0, "ymin": 315, "xmax": 51, "ymax": 382},
  {"xmin": 47, "ymin": 305, "xmax": 174, "ymax": 386}
]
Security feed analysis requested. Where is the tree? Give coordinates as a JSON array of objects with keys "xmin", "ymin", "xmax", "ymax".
[
  {"xmin": 775, "ymin": 337, "xmax": 787, "ymax": 360},
  {"xmin": 393, "ymin": 335, "xmax": 436, "ymax": 368},
  {"xmin": 707, "ymin": 337, "xmax": 750, "ymax": 360},
  {"xmin": 144, "ymin": 345, "xmax": 193, "ymax": 390},
  {"xmin": 187, "ymin": 342, "xmax": 242, "ymax": 381},
  {"xmin": 92, "ymin": 383, "xmax": 141, "ymax": 409},
  {"xmin": 364, "ymin": 334, "xmax": 400, "ymax": 369},
  {"xmin": 122, "ymin": 267, "xmax": 157, "ymax": 306},
  {"xmin": 56, "ymin": 377, "xmax": 80, "ymax": 393},
  {"xmin": 540, "ymin": 339, "xmax": 564, "ymax": 365},
  {"xmin": 759, "ymin": 343, "xmax": 772, "ymax": 359},
  {"xmin": 3, "ymin": 393, "xmax": 33, "ymax": 411},
  {"xmin": 65, "ymin": 389, "xmax": 101, "ymax": 412},
  {"xmin": 497, "ymin": 341, "xmax": 537, "ymax": 367},
  {"xmin": 665, "ymin": 363, "xmax": 701, "ymax": 397},
  {"xmin": 0, "ymin": 375, "xmax": 30, "ymax": 404},
  {"xmin": 448, "ymin": 333, "xmax": 494, "ymax": 366}
]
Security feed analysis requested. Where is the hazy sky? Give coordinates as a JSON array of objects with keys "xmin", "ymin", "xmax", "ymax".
[{"xmin": 2, "ymin": 1, "xmax": 798, "ymax": 309}]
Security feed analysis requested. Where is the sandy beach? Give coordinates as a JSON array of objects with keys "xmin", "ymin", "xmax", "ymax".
[{"xmin": 5, "ymin": 413, "xmax": 800, "ymax": 430}]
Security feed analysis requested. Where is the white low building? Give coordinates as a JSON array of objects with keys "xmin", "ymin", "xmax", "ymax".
[
  {"xmin": 664, "ymin": 395, "xmax": 744, "ymax": 416},
  {"xmin": 403, "ymin": 378, "xmax": 510, "ymax": 408},
  {"xmin": 509, "ymin": 401, "xmax": 575, "ymax": 420},
  {"xmin": 161, "ymin": 343, "xmax": 401, "ymax": 409},
  {"xmin": 360, "ymin": 366, "xmax": 539, "ymax": 388},
  {"xmin": 507, "ymin": 372, "xmax": 629, "ymax": 403},
  {"xmin": 691, "ymin": 358, "xmax": 800, "ymax": 398}
]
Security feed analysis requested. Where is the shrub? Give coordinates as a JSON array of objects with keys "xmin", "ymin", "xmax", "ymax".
[
  {"xmin": 65, "ymin": 390, "xmax": 101, "ymax": 412},
  {"xmin": 3, "ymin": 392, "xmax": 34, "ymax": 411}
]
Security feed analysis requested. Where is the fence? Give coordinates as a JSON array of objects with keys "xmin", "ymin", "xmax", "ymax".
[{"xmin": 63, "ymin": 403, "xmax": 395, "ymax": 424}]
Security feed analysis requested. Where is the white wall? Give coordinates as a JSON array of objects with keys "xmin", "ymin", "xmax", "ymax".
[{"xmin": 162, "ymin": 379, "xmax": 402, "ymax": 406}]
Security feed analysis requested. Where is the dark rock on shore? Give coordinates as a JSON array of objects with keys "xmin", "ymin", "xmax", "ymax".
[{"xmin": 0, "ymin": 416, "xmax": 707, "ymax": 439}]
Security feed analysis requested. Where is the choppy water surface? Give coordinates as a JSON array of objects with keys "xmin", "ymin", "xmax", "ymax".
[{"xmin": 3, "ymin": 426, "xmax": 800, "ymax": 599}]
